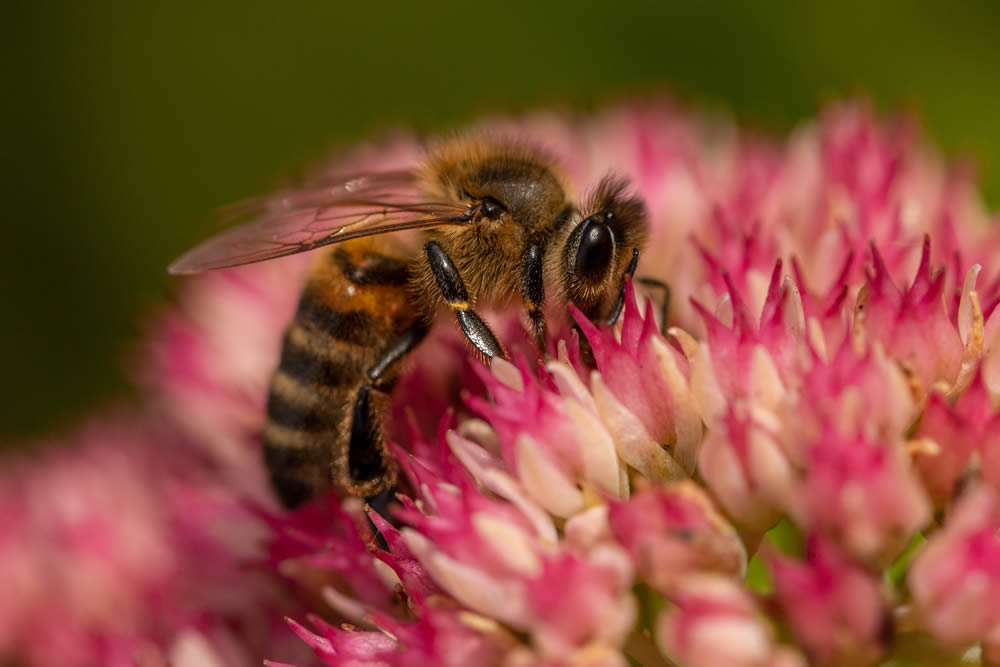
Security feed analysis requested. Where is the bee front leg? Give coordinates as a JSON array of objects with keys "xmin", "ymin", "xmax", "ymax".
[
  {"xmin": 605, "ymin": 256, "xmax": 671, "ymax": 335},
  {"xmin": 605, "ymin": 248, "xmax": 640, "ymax": 326},
  {"xmin": 424, "ymin": 241, "xmax": 507, "ymax": 362},
  {"xmin": 521, "ymin": 243, "xmax": 549, "ymax": 356}
]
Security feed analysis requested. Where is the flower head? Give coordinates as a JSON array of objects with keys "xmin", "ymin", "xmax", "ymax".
[
  {"xmin": 5, "ymin": 99, "xmax": 1000, "ymax": 666},
  {"xmin": 0, "ymin": 417, "xmax": 306, "ymax": 667}
]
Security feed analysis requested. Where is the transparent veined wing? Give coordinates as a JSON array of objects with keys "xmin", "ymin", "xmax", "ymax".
[{"xmin": 169, "ymin": 169, "xmax": 470, "ymax": 274}]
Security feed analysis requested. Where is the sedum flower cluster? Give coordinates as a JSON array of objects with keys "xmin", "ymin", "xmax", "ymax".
[{"xmin": 3, "ymin": 101, "xmax": 1000, "ymax": 667}]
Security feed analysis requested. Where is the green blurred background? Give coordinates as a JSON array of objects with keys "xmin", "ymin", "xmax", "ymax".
[{"xmin": 3, "ymin": 1, "xmax": 999, "ymax": 442}]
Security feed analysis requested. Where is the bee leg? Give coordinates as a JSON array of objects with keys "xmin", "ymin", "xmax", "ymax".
[
  {"xmin": 342, "ymin": 383, "xmax": 390, "ymax": 494},
  {"xmin": 636, "ymin": 276, "xmax": 671, "ymax": 335},
  {"xmin": 521, "ymin": 243, "xmax": 549, "ymax": 357},
  {"xmin": 605, "ymin": 248, "xmax": 640, "ymax": 326},
  {"xmin": 348, "ymin": 323, "xmax": 430, "ymax": 519},
  {"xmin": 366, "ymin": 322, "xmax": 430, "ymax": 388},
  {"xmin": 342, "ymin": 382, "xmax": 399, "ymax": 546},
  {"xmin": 424, "ymin": 241, "xmax": 507, "ymax": 361}
]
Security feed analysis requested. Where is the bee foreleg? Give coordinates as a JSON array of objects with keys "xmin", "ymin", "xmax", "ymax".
[
  {"xmin": 636, "ymin": 276, "xmax": 671, "ymax": 335},
  {"xmin": 605, "ymin": 248, "xmax": 640, "ymax": 327},
  {"xmin": 424, "ymin": 241, "xmax": 507, "ymax": 361},
  {"xmin": 521, "ymin": 243, "xmax": 549, "ymax": 356}
]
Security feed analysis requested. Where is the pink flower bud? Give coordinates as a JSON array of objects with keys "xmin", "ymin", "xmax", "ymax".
[
  {"xmin": 656, "ymin": 574, "xmax": 801, "ymax": 667},
  {"xmin": 608, "ymin": 482, "xmax": 746, "ymax": 593},
  {"xmin": 769, "ymin": 535, "xmax": 890, "ymax": 665},
  {"xmin": 856, "ymin": 238, "xmax": 964, "ymax": 389},
  {"xmin": 913, "ymin": 368, "xmax": 1000, "ymax": 507},
  {"xmin": 698, "ymin": 411, "xmax": 795, "ymax": 535},
  {"xmin": 909, "ymin": 485, "xmax": 1000, "ymax": 646},
  {"xmin": 790, "ymin": 427, "xmax": 930, "ymax": 563}
]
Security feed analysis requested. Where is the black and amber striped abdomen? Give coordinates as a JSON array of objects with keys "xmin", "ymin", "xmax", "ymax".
[{"xmin": 262, "ymin": 237, "xmax": 422, "ymax": 508}]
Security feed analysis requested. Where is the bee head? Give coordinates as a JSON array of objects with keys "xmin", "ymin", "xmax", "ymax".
[{"xmin": 560, "ymin": 176, "xmax": 648, "ymax": 321}]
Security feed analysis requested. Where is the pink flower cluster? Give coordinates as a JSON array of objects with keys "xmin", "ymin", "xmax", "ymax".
[
  {"xmin": 0, "ymin": 417, "xmax": 307, "ymax": 667},
  {"xmin": 3, "ymin": 100, "xmax": 1000, "ymax": 666}
]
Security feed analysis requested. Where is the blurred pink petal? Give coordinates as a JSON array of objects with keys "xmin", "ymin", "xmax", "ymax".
[
  {"xmin": 0, "ymin": 417, "xmax": 306, "ymax": 667},
  {"xmin": 914, "ymin": 367, "xmax": 1000, "ymax": 507},
  {"xmin": 700, "ymin": 409, "xmax": 796, "ymax": 536},
  {"xmin": 608, "ymin": 481, "xmax": 746, "ymax": 594},
  {"xmin": 790, "ymin": 425, "xmax": 930, "ymax": 563},
  {"xmin": 656, "ymin": 574, "xmax": 804, "ymax": 667},
  {"xmin": 909, "ymin": 485, "xmax": 1000, "ymax": 646},
  {"xmin": 769, "ymin": 535, "xmax": 889, "ymax": 665}
]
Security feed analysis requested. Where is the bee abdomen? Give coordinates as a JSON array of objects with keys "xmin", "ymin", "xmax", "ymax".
[
  {"xmin": 261, "ymin": 431, "xmax": 331, "ymax": 508},
  {"xmin": 261, "ymin": 240, "xmax": 418, "ymax": 508},
  {"xmin": 261, "ymin": 297, "xmax": 376, "ymax": 500}
]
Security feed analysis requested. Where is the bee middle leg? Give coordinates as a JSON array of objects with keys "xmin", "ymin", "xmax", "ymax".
[
  {"xmin": 366, "ymin": 323, "xmax": 430, "ymax": 389},
  {"xmin": 521, "ymin": 243, "xmax": 549, "ymax": 356},
  {"xmin": 424, "ymin": 241, "xmax": 507, "ymax": 361}
]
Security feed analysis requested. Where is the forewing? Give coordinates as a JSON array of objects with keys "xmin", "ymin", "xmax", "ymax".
[
  {"xmin": 169, "ymin": 169, "xmax": 470, "ymax": 274},
  {"xmin": 218, "ymin": 169, "xmax": 419, "ymax": 223}
]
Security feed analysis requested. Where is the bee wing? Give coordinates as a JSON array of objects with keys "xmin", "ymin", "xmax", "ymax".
[{"xmin": 168, "ymin": 169, "xmax": 470, "ymax": 274}]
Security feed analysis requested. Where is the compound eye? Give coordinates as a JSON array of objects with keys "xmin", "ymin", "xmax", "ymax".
[
  {"xmin": 479, "ymin": 196, "xmax": 506, "ymax": 221},
  {"xmin": 574, "ymin": 217, "xmax": 615, "ymax": 283}
]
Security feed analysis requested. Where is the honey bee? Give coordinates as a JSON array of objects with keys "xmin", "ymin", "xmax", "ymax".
[{"xmin": 169, "ymin": 138, "xmax": 650, "ymax": 508}]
